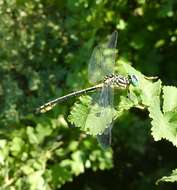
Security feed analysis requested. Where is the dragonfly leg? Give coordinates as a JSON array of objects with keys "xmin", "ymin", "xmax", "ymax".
[
  {"xmin": 144, "ymin": 76, "xmax": 158, "ymax": 80},
  {"xmin": 126, "ymin": 88, "xmax": 135, "ymax": 103},
  {"xmin": 126, "ymin": 87, "xmax": 131, "ymax": 99}
]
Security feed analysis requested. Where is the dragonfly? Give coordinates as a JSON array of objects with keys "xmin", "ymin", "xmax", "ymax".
[{"xmin": 36, "ymin": 31, "xmax": 139, "ymax": 148}]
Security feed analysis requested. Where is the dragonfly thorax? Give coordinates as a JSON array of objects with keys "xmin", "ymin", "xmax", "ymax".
[{"xmin": 104, "ymin": 74, "xmax": 130, "ymax": 88}]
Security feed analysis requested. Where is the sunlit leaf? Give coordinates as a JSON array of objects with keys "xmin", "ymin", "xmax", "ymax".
[
  {"xmin": 27, "ymin": 170, "xmax": 46, "ymax": 190},
  {"xmin": 26, "ymin": 127, "xmax": 39, "ymax": 144},
  {"xmin": 163, "ymin": 86, "xmax": 177, "ymax": 113},
  {"xmin": 68, "ymin": 95, "xmax": 116, "ymax": 135},
  {"xmin": 157, "ymin": 169, "xmax": 177, "ymax": 184},
  {"xmin": 68, "ymin": 95, "xmax": 92, "ymax": 129},
  {"xmin": 10, "ymin": 137, "xmax": 25, "ymax": 156},
  {"xmin": 150, "ymin": 104, "xmax": 177, "ymax": 147}
]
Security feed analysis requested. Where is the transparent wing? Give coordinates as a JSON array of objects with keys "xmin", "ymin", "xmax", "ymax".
[
  {"xmin": 88, "ymin": 31, "xmax": 118, "ymax": 84},
  {"xmin": 84, "ymin": 85, "xmax": 114, "ymax": 143},
  {"xmin": 96, "ymin": 85, "xmax": 114, "ymax": 148},
  {"xmin": 85, "ymin": 31, "xmax": 117, "ymax": 147},
  {"xmin": 97, "ymin": 125, "xmax": 112, "ymax": 149}
]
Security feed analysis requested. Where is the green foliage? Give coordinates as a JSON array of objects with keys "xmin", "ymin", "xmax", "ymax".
[
  {"xmin": 68, "ymin": 96, "xmax": 92, "ymax": 132},
  {"xmin": 157, "ymin": 169, "xmax": 177, "ymax": 184},
  {"xmin": 0, "ymin": 0, "xmax": 177, "ymax": 189},
  {"xmin": 163, "ymin": 86, "xmax": 177, "ymax": 112},
  {"xmin": 69, "ymin": 62, "xmax": 177, "ymax": 186},
  {"xmin": 0, "ymin": 118, "xmax": 112, "ymax": 189},
  {"xmin": 122, "ymin": 63, "xmax": 177, "ymax": 148},
  {"xmin": 69, "ymin": 62, "xmax": 177, "ymax": 148},
  {"xmin": 68, "ymin": 95, "xmax": 116, "ymax": 135}
]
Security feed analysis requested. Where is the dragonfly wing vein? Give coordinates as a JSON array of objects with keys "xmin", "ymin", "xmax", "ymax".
[
  {"xmin": 97, "ymin": 85, "xmax": 114, "ymax": 148},
  {"xmin": 88, "ymin": 31, "xmax": 118, "ymax": 84},
  {"xmin": 97, "ymin": 126, "xmax": 112, "ymax": 149}
]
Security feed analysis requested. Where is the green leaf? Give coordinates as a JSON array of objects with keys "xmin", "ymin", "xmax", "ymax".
[
  {"xmin": 68, "ymin": 95, "xmax": 115, "ymax": 136},
  {"xmin": 71, "ymin": 150, "xmax": 85, "ymax": 175},
  {"xmin": 150, "ymin": 106, "xmax": 177, "ymax": 146},
  {"xmin": 122, "ymin": 62, "xmax": 177, "ymax": 146},
  {"xmin": 157, "ymin": 169, "xmax": 177, "ymax": 184},
  {"xmin": 89, "ymin": 149, "xmax": 113, "ymax": 170},
  {"xmin": 68, "ymin": 95, "xmax": 92, "ymax": 129},
  {"xmin": 10, "ymin": 137, "xmax": 25, "ymax": 156},
  {"xmin": 27, "ymin": 170, "xmax": 45, "ymax": 190},
  {"xmin": 163, "ymin": 86, "xmax": 177, "ymax": 112},
  {"xmin": 36, "ymin": 124, "xmax": 52, "ymax": 143},
  {"xmin": 116, "ymin": 96, "xmax": 132, "ymax": 116},
  {"xmin": 121, "ymin": 62, "xmax": 162, "ymax": 106},
  {"xmin": 141, "ymin": 80, "xmax": 162, "ymax": 107},
  {"xmin": 84, "ymin": 103, "xmax": 115, "ymax": 135},
  {"xmin": 26, "ymin": 127, "xmax": 39, "ymax": 145},
  {"xmin": 50, "ymin": 164, "xmax": 73, "ymax": 188},
  {"xmin": 144, "ymin": 84, "xmax": 177, "ymax": 147}
]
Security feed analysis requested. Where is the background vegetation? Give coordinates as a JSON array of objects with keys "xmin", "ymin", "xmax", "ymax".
[{"xmin": 0, "ymin": 0, "xmax": 177, "ymax": 189}]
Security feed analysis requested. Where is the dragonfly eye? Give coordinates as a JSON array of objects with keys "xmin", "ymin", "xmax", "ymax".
[{"xmin": 129, "ymin": 74, "xmax": 139, "ymax": 86}]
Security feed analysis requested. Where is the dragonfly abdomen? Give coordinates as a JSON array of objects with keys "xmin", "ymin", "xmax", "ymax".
[{"xmin": 36, "ymin": 83, "xmax": 103, "ymax": 113}]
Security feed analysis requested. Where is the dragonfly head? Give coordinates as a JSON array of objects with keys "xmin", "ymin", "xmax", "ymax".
[{"xmin": 128, "ymin": 74, "xmax": 139, "ymax": 86}]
